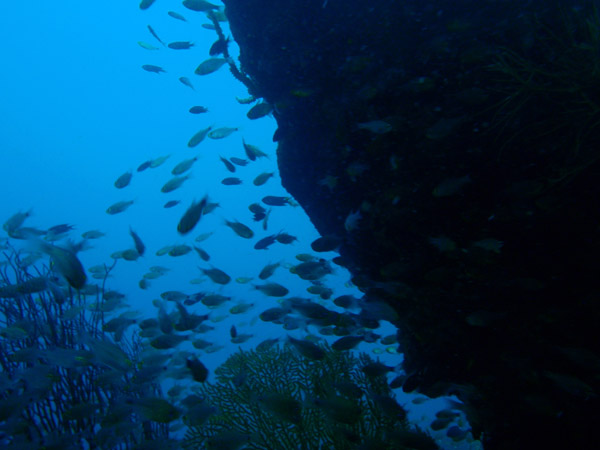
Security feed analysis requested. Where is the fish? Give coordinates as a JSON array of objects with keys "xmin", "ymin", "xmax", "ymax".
[
  {"xmin": 253, "ymin": 172, "xmax": 274, "ymax": 186},
  {"xmin": 187, "ymin": 126, "xmax": 212, "ymax": 147},
  {"xmin": 167, "ymin": 11, "xmax": 187, "ymax": 21},
  {"xmin": 275, "ymin": 232, "xmax": 297, "ymax": 244},
  {"xmin": 179, "ymin": 77, "xmax": 195, "ymax": 90},
  {"xmin": 292, "ymin": 260, "xmax": 332, "ymax": 281},
  {"xmin": 219, "ymin": 156, "xmax": 236, "ymax": 172},
  {"xmin": 177, "ymin": 196, "xmax": 209, "ymax": 235},
  {"xmin": 194, "ymin": 58, "xmax": 227, "ymax": 75},
  {"xmin": 235, "ymin": 276, "xmax": 253, "ymax": 284},
  {"xmin": 288, "ymin": 336, "xmax": 325, "ymax": 360},
  {"xmin": 82, "ymin": 335, "xmax": 132, "ymax": 371},
  {"xmin": 187, "ymin": 357, "xmax": 209, "ymax": 382},
  {"xmin": 246, "ymin": 102, "xmax": 273, "ymax": 120},
  {"xmin": 137, "ymin": 160, "xmax": 152, "ymax": 171},
  {"xmin": 307, "ymin": 285, "xmax": 333, "ymax": 299},
  {"xmin": 143, "ymin": 271, "xmax": 163, "ymax": 279},
  {"xmin": 254, "ymin": 234, "xmax": 279, "ymax": 250},
  {"xmin": 194, "ymin": 246, "xmax": 210, "ymax": 261},
  {"xmin": 208, "ymin": 127, "xmax": 238, "ymax": 139},
  {"xmin": 139, "ymin": 0, "xmax": 156, "ymax": 9},
  {"xmin": 150, "ymin": 334, "xmax": 188, "ymax": 350},
  {"xmin": 168, "ymin": 244, "xmax": 192, "ymax": 256},
  {"xmin": 48, "ymin": 223, "xmax": 74, "ymax": 235},
  {"xmin": 150, "ymin": 154, "xmax": 170, "ymax": 168},
  {"xmin": 164, "ymin": 200, "xmax": 180, "ymax": 208},
  {"xmin": 3, "ymin": 210, "xmax": 31, "ymax": 233},
  {"xmin": 142, "ymin": 64, "xmax": 166, "ymax": 73},
  {"xmin": 224, "ymin": 220, "xmax": 254, "ymax": 239},
  {"xmin": 344, "ymin": 210, "xmax": 362, "ymax": 232},
  {"xmin": 183, "ymin": 0, "xmax": 220, "ymax": 12},
  {"xmin": 160, "ymin": 290, "xmax": 188, "ymax": 302},
  {"xmin": 189, "ymin": 105, "xmax": 208, "ymax": 114},
  {"xmin": 203, "ymin": 202, "xmax": 219, "ymax": 214},
  {"xmin": 81, "ymin": 230, "xmax": 105, "ymax": 239},
  {"xmin": 129, "ymin": 227, "xmax": 145, "ymax": 256},
  {"xmin": 255, "ymin": 282, "xmax": 289, "ymax": 297},
  {"xmin": 236, "ymin": 96, "xmax": 256, "ymax": 104},
  {"xmin": 147, "ymin": 25, "xmax": 166, "ymax": 47},
  {"xmin": 208, "ymin": 9, "xmax": 227, "ymax": 22},
  {"xmin": 156, "ymin": 245, "xmax": 174, "ymax": 256},
  {"xmin": 171, "ymin": 157, "xmax": 198, "ymax": 175},
  {"xmin": 113, "ymin": 248, "xmax": 139, "ymax": 261},
  {"xmin": 201, "ymin": 294, "xmax": 230, "ymax": 307},
  {"xmin": 332, "ymin": 335, "xmax": 363, "ymax": 351},
  {"xmin": 0, "ymin": 277, "xmax": 48, "ymax": 299},
  {"xmin": 242, "ymin": 139, "xmax": 268, "ymax": 160},
  {"xmin": 357, "ymin": 120, "xmax": 393, "ymax": 134},
  {"xmin": 195, "ymin": 232, "xmax": 214, "ymax": 242},
  {"xmin": 333, "ymin": 295, "xmax": 359, "ymax": 310},
  {"xmin": 288, "ymin": 298, "xmax": 333, "ymax": 320},
  {"xmin": 310, "ymin": 235, "xmax": 343, "ymax": 252},
  {"xmin": 28, "ymin": 241, "xmax": 87, "ymax": 289},
  {"xmin": 161, "ymin": 175, "xmax": 190, "ymax": 193},
  {"xmin": 168, "ymin": 41, "xmax": 194, "ymax": 50},
  {"xmin": 230, "ymin": 157, "xmax": 249, "ymax": 166},
  {"xmin": 258, "ymin": 262, "xmax": 280, "ymax": 280},
  {"xmin": 201, "ymin": 267, "xmax": 231, "ymax": 285},
  {"xmin": 262, "ymin": 196, "xmax": 291, "ymax": 206},
  {"xmin": 362, "ymin": 361, "xmax": 395, "ymax": 377},
  {"xmin": 222, "ymin": 177, "xmax": 242, "ymax": 185},
  {"xmin": 249, "ymin": 203, "xmax": 266, "ymax": 221},
  {"xmin": 103, "ymin": 315, "xmax": 136, "ymax": 334},
  {"xmin": 259, "ymin": 307, "xmax": 288, "ymax": 322},
  {"xmin": 137, "ymin": 41, "xmax": 159, "ymax": 50},
  {"xmin": 192, "ymin": 338, "xmax": 212, "ymax": 350},
  {"xmin": 230, "ymin": 303, "xmax": 254, "ymax": 314},
  {"xmin": 254, "ymin": 338, "xmax": 279, "ymax": 353},
  {"xmin": 106, "ymin": 200, "xmax": 134, "ymax": 215},
  {"xmin": 209, "ymin": 37, "xmax": 230, "ymax": 56}
]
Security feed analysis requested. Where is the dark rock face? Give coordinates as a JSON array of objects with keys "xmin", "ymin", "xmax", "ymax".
[{"xmin": 224, "ymin": 0, "xmax": 600, "ymax": 448}]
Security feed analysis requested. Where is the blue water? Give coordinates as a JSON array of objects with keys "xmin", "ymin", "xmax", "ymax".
[{"xmin": 0, "ymin": 2, "xmax": 480, "ymax": 448}]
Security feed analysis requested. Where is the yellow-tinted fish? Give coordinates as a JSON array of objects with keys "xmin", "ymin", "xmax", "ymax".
[
  {"xmin": 106, "ymin": 200, "xmax": 134, "ymax": 215},
  {"xmin": 194, "ymin": 58, "xmax": 227, "ymax": 75},
  {"xmin": 188, "ymin": 126, "xmax": 212, "ymax": 147},
  {"xmin": 161, "ymin": 175, "xmax": 190, "ymax": 193},
  {"xmin": 224, "ymin": 219, "xmax": 254, "ymax": 239},
  {"xmin": 208, "ymin": 127, "xmax": 238, "ymax": 139},
  {"xmin": 36, "ymin": 240, "xmax": 87, "ymax": 289}
]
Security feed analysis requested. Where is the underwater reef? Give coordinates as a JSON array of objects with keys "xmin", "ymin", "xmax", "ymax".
[
  {"xmin": 0, "ymin": 247, "xmax": 180, "ymax": 449},
  {"xmin": 223, "ymin": 0, "xmax": 600, "ymax": 448},
  {"xmin": 183, "ymin": 344, "xmax": 436, "ymax": 450}
]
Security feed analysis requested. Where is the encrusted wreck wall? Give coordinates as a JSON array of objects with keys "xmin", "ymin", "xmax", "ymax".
[{"xmin": 224, "ymin": 0, "xmax": 600, "ymax": 448}]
